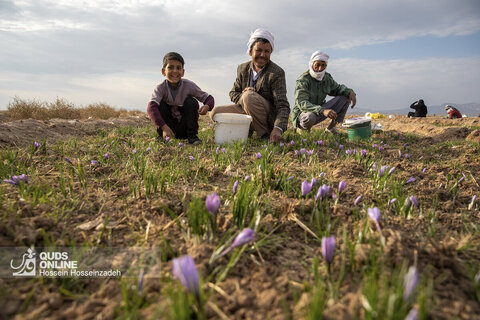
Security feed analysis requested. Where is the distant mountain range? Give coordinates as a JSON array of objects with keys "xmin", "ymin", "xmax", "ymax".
[{"xmin": 353, "ymin": 103, "xmax": 480, "ymax": 117}]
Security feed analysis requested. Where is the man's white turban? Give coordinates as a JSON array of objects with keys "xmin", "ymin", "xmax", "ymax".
[
  {"xmin": 309, "ymin": 50, "xmax": 330, "ymax": 81},
  {"xmin": 247, "ymin": 28, "xmax": 274, "ymax": 54}
]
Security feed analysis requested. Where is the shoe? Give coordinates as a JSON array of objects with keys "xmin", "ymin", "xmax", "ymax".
[
  {"xmin": 325, "ymin": 127, "xmax": 340, "ymax": 134},
  {"xmin": 188, "ymin": 136, "xmax": 202, "ymax": 145}
]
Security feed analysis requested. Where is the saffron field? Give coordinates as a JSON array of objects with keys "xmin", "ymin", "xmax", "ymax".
[{"xmin": 0, "ymin": 115, "xmax": 479, "ymax": 319}]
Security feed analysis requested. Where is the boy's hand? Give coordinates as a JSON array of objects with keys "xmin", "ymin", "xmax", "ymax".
[
  {"xmin": 199, "ymin": 105, "xmax": 209, "ymax": 115},
  {"xmin": 161, "ymin": 124, "xmax": 174, "ymax": 140}
]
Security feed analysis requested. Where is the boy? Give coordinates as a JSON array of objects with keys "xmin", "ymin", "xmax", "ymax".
[{"xmin": 147, "ymin": 52, "xmax": 214, "ymax": 144}]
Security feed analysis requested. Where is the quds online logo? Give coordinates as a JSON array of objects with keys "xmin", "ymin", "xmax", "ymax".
[{"xmin": 10, "ymin": 247, "xmax": 36, "ymax": 276}]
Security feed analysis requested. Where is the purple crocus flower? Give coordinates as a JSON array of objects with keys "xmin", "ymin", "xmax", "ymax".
[
  {"xmin": 294, "ymin": 150, "xmax": 299, "ymax": 156},
  {"xmin": 339, "ymin": 145, "xmax": 344, "ymax": 150},
  {"xmin": 378, "ymin": 165, "xmax": 389, "ymax": 177},
  {"xmin": 372, "ymin": 143, "xmax": 377, "ymax": 148},
  {"xmin": 299, "ymin": 148, "xmax": 306, "ymax": 155},
  {"xmin": 361, "ymin": 149, "xmax": 367, "ymax": 157},
  {"xmin": 138, "ymin": 268, "xmax": 145, "ymax": 293},
  {"xmin": 221, "ymin": 228, "xmax": 255, "ymax": 256},
  {"xmin": 468, "ymin": 195, "xmax": 477, "ymax": 210},
  {"xmin": 338, "ymin": 180, "xmax": 347, "ymax": 193},
  {"xmin": 65, "ymin": 156, "xmax": 73, "ymax": 165},
  {"xmin": 172, "ymin": 255, "xmax": 199, "ymax": 297},
  {"xmin": 409, "ymin": 196, "xmax": 420, "ymax": 209},
  {"xmin": 389, "ymin": 198, "xmax": 397, "ymax": 205},
  {"xmin": 319, "ymin": 172, "xmax": 325, "ymax": 179},
  {"xmin": 321, "ymin": 236, "xmax": 336, "ymax": 265},
  {"xmin": 206, "ymin": 192, "xmax": 220, "ymax": 215},
  {"xmin": 301, "ymin": 180, "xmax": 313, "ymax": 198},
  {"xmin": 458, "ymin": 176, "xmax": 465, "ymax": 184},
  {"xmin": 406, "ymin": 177, "xmax": 416, "ymax": 184},
  {"xmin": 419, "ymin": 156, "xmax": 423, "ymax": 160},
  {"xmin": 102, "ymin": 143, "xmax": 107, "ymax": 149},
  {"xmin": 290, "ymin": 140, "xmax": 295, "ymax": 146},
  {"xmin": 133, "ymin": 149, "xmax": 137, "ymax": 154},
  {"xmin": 316, "ymin": 184, "xmax": 330, "ymax": 202},
  {"xmin": 91, "ymin": 160, "xmax": 99, "ymax": 165},
  {"xmin": 307, "ymin": 150, "xmax": 314, "ymax": 156},
  {"xmin": 286, "ymin": 176, "xmax": 294, "ymax": 181},
  {"xmin": 189, "ymin": 155, "xmax": 195, "ymax": 161},
  {"xmin": 255, "ymin": 152, "xmax": 262, "ymax": 159},
  {"xmin": 354, "ymin": 195, "xmax": 363, "ymax": 206},
  {"xmin": 367, "ymin": 207, "xmax": 382, "ymax": 231},
  {"xmin": 34, "ymin": 141, "xmax": 41, "ymax": 149},
  {"xmin": 232, "ymin": 180, "xmax": 239, "ymax": 195},
  {"xmin": 388, "ymin": 166, "xmax": 396, "ymax": 176},
  {"xmin": 332, "ymin": 192, "xmax": 337, "ymax": 201},
  {"xmin": 422, "ymin": 167, "xmax": 427, "ymax": 173},
  {"xmin": 245, "ymin": 175, "xmax": 250, "ymax": 181},
  {"xmin": 104, "ymin": 153, "xmax": 109, "ymax": 160},
  {"xmin": 165, "ymin": 136, "xmax": 171, "ymax": 142},
  {"xmin": 403, "ymin": 266, "xmax": 419, "ymax": 301},
  {"xmin": 345, "ymin": 149, "xmax": 352, "ymax": 155},
  {"xmin": 279, "ymin": 142, "xmax": 285, "ymax": 147},
  {"xmin": 179, "ymin": 142, "xmax": 183, "ymax": 147},
  {"xmin": 146, "ymin": 147, "xmax": 151, "ymax": 153},
  {"xmin": 317, "ymin": 140, "xmax": 323, "ymax": 146},
  {"xmin": 378, "ymin": 146, "xmax": 383, "ymax": 151},
  {"xmin": 405, "ymin": 308, "xmax": 418, "ymax": 320},
  {"xmin": 221, "ymin": 148, "xmax": 226, "ymax": 153}
]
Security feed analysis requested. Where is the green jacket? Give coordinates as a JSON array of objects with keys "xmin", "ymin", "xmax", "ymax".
[{"xmin": 292, "ymin": 71, "xmax": 352, "ymax": 128}]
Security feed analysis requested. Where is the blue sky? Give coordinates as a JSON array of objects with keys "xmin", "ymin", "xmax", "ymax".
[{"xmin": 1, "ymin": 0, "xmax": 479, "ymax": 112}]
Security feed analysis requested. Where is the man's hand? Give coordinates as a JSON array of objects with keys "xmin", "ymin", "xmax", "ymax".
[
  {"xmin": 161, "ymin": 124, "xmax": 174, "ymax": 141},
  {"xmin": 242, "ymin": 87, "xmax": 255, "ymax": 93},
  {"xmin": 269, "ymin": 127, "xmax": 282, "ymax": 143},
  {"xmin": 322, "ymin": 109, "xmax": 337, "ymax": 120},
  {"xmin": 349, "ymin": 90, "xmax": 357, "ymax": 108},
  {"xmin": 199, "ymin": 105, "xmax": 209, "ymax": 115}
]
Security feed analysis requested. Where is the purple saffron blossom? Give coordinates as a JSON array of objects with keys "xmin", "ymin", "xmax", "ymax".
[
  {"xmin": 146, "ymin": 147, "xmax": 151, "ymax": 153},
  {"xmin": 458, "ymin": 176, "xmax": 465, "ymax": 184},
  {"xmin": 419, "ymin": 156, "xmax": 423, "ymax": 160},
  {"xmin": 354, "ymin": 195, "xmax": 363, "ymax": 206},
  {"xmin": 294, "ymin": 150, "xmax": 299, "ymax": 156},
  {"xmin": 255, "ymin": 152, "xmax": 262, "ymax": 159},
  {"xmin": 179, "ymin": 142, "xmax": 183, "ymax": 147},
  {"xmin": 422, "ymin": 167, "xmax": 427, "ymax": 173},
  {"xmin": 221, "ymin": 148, "xmax": 226, "ymax": 153},
  {"xmin": 279, "ymin": 142, "xmax": 285, "ymax": 147},
  {"xmin": 290, "ymin": 140, "xmax": 295, "ymax": 146},
  {"xmin": 319, "ymin": 172, "xmax": 325, "ymax": 179},
  {"xmin": 221, "ymin": 228, "xmax": 255, "ymax": 256},
  {"xmin": 102, "ymin": 143, "xmax": 107, "ymax": 149},
  {"xmin": 332, "ymin": 192, "xmax": 337, "ymax": 201},
  {"xmin": 216, "ymin": 146, "xmax": 220, "ymax": 154},
  {"xmin": 138, "ymin": 269, "xmax": 145, "ymax": 293},
  {"xmin": 172, "ymin": 255, "xmax": 199, "ymax": 297},
  {"xmin": 321, "ymin": 236, "xmax": 336, "ymax": 265},
  {"xmin": 405, "ymin": 308, "xmax": 418, "ymax": 320},
  {"xmin": 300, "ymin": 148, "xmax": 306, "ymax": 155},
  {"xmin": 65, "ymin": 156, "xmax": 73, "ymax": 165},
  {"xmin": 406, "ymin": 177, "xmax": 416, "ymax": 184},
  {"xmin": 372, "ymin": 143, "xmax": 377, "ymax": 148},
  {"xmin": 307, "ymin": 150, "xmax": 314, "ymax": 156},
  {"xmin": 468, "ymin": 195, "xmax": 477, "ymax": 210},
  {"xmin": 133, "ymin": 149, "xmax": 137, "ymax": 154},
  {"xmin": 389, "ymin": 198, "xmax": 397, "ymax": 205},
  {"xmin": 361, "ymin": 149, "xmax": 367, "ymax": 157},
  {"xmin": 206, "ymin": 192, "xmax": 220, "ymax": 215},
  {"xmin": 301, "ymin": 180, "xmax": 313, "ymax": 198},
  {"xmin": 165, "ymin": 136, "xmax": 171, "ymax": 142},
  {"xmin": 286, "ymin": 176, "xmax": 295, "ymax": 181},
  {"xmin": 317, "ymin": 140, "xmax": 323, "ymax": 146},
  {"xmin": 372, "ymin": 162, "xmax": 377, "ymax": 171},
  {"xmin": 91, "ymin": 160, "xmax": 99, "ymax": 165},
  {"xmin": 378, "ymin": 165, "xmax": 389, "ymax": 177},
  {"xmin": 345, "ymin": 149, "xmax": 352, "ymax": 155},
  {"xmin": 189, "ymin": 155, "xmax": 195, "ymax": 161},
  {"xmin": 409, "ymin": 196, "xmax": 420, "ymax": 209},
  {"xmin": 104, "ymin": 153, "xmax": 109, "ymax": 160},
  {"xmin": 316, "ymin": 184, "xmax": 330, "ymax": 202},
  {"xmin": 245, "ymin": 175, "xmax": 250, "ymax": 181},
  {"xmin": 367, "ymin": 207, "xmax": 382, "ymax": 231},
  {"xmin": 34, "ymin": 141, "xmax": 41, "ymax": 149},
  {"xmin": 403, "ymin": 266, "xmax": 419, "ymax": 301},
  {"xmin": 339, "ymin": 145, "xmax": 344, "ymax": 150},
  {"xmin": 232, "ymin": 180, "xmax": 239, "ymax": 195},
  {"xmin": 378, "ymin": 146, "xmax": 383, "ymax": 151},
  {"xmin": 388, "ymin": 166, "xmax": 396, "ymax": 176},
  {"xmin": 338, "ymin": 180, "xmax": 347, "ymax": 193}
]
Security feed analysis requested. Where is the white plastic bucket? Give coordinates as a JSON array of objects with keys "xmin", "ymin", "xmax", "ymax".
[{"xmin": 213, "ymin": 113, "xmax": 252, "ymax": 145}]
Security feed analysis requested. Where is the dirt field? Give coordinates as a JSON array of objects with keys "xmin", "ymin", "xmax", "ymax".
[{"xmin": 0, "ymin": 113, "xmax": 479, "ymax": 319}]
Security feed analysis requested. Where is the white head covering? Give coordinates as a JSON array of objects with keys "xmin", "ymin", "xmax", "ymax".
[
  {"xmin": 247, "ymin": 28, "xmax": 274, "ymax": 54},
  {"xmin": 309, "ymin": 50, "xmax": 330, "ymax": 81}
]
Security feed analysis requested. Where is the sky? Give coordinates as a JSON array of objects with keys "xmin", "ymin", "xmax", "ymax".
[{"xmin": 1, "ymin": 0, "xmax": 480, "ymax": 112}]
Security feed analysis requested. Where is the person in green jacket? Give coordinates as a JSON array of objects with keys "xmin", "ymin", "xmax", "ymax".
[{"xmin": 293, "ymin": 50, "xmax": 356, "ymax": 134}]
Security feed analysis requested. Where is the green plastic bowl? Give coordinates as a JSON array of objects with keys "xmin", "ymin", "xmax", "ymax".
[{"xmin": 347, "ymin": 125, "xmax": 371, "ymax": 140}]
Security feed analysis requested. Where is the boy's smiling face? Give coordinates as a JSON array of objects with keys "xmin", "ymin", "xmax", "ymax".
[{"xmin": 162, "ymin": 59, "xmax": 184, "ymax": 88}]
